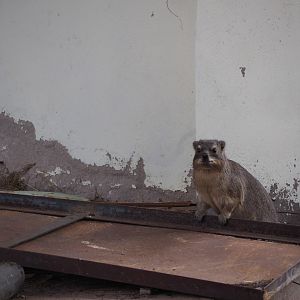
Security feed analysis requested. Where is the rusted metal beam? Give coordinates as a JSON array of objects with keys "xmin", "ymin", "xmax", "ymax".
[
  {"xmin": 263, "ymin": 259, "xmax": 300, "ymax": 299},
  {"xmin": 94, "ymin": 200, "xmax": 194, "ymax": 207},
  {"xmin": 87, "ymin": 212, "xmax": 300, "ymax": 245},
  {"xmin": 0, "ymin": 192, "xmax": 299, "ymax": 245},
  {"xmin": 0, "ymin": 213, "xmax": 86, "ymax": 248},
  {"xmin": 0, "ymin": 247, "xmax": 264, "ymax": 300}
]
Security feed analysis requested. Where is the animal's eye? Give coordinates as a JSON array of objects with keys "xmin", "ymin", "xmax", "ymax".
[{"xmin": 211, "ymin": 148, "xmax": 217, "ymax": 153}]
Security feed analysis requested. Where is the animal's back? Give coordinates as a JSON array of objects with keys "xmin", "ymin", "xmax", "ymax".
[{"xmin": 229, "ymin": 160, "xmax": 278, "ymax": 222}]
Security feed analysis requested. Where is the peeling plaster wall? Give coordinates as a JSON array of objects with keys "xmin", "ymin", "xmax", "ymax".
[
  {"xmin": 0, "ymin": 113, "xmax": 194, "ymax": 201},
  {"xmin": 196, "ymin": 0, "xmax": 300, "ymax": 208},
  {"xmin": 0, "ymin": 0, "xmax": 197, "ymax": 194},
  {"xmin": 1, "ymin": 0, "xmax": 299, "ymax": 213}
]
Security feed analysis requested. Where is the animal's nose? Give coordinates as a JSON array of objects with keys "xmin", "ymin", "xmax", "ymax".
[{"xmin": 202, "ymin": 153, "xmax": 209, "ymax": 160}]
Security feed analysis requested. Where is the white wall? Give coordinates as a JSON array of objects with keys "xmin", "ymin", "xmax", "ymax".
[
  {"xmin": 1, "ymin": 0, "xmax": 299, "ymax": 202},
  {"xmin": 196, "ymin": 0, "xmax": 300, "ymax": 202},
  {"xmin": 0, "ymin": 0, "xmax": 197, "ymax": 191}
]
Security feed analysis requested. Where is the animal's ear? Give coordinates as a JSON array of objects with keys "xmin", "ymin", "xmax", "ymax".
[
  {"xmin": 193, "ymin": 141, "xmax": 198, "ymax": 150},
  {"xmin": 219, "ymin": 140, "xmax": 226, "ymax": 151}
]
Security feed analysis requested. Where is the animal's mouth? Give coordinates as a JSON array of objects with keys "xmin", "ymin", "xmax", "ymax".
[
  {"xmin": 200, "ymin": 163, "xmax": 213, "ymax": 169},
  {"xmin": 194, "ymin": 159, "xmax": 214, "ymax": 168}
]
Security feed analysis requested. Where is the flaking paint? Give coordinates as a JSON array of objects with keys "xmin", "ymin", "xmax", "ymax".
[{"xmin": 0, "ymin": 113, "xmax": 194, "ymax": 202}]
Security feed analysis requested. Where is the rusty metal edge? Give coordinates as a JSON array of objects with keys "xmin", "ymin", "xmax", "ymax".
[
  {"xmin": 0, "ymin": 193, "xmax": 299, "ymax": 297},
  {"xmin": 87, "ymin": 214, "xmax": 300, "ymax": 245},
  {"xmin": 0, "ymin": 213, "xmax": 86, "ymax": 248},
  {"xmin": 1, "ymin": 204, "xmax": 298, "ymax": 245},
  {"xmin": 0, "ymin": 192, "xmax": 299, "ymax": 245},
  {"xmin": 0, "ymin": 205, "xmax": 67, "ymax": 217},
  {"xmin": 263, "ymin": 259, "xmax": 300, "ymax": 300},
  {"xmin": 0, "ymin": 247, "xmax": 264, "ymax": 300}
]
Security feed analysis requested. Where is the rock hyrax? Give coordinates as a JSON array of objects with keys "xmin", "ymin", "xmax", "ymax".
[{"xmin": 193, "ymin": 139, "xmax": 278, "ymax": 224}]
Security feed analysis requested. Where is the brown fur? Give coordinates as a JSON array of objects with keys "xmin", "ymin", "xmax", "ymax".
[{"xmin": 193, "ymin": 140, "xmax": 278, "ymax": 224}]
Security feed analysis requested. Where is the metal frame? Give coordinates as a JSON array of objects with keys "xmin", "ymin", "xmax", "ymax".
[
  {"xmin": 0, "ymin": 192, "xmax": 299, "ymax": 245},
  {"xmin": 0, "ymin": 192, "xmax": 300, "ymax": 300},
  {"xmin": 264, "ymin": 260, "xmax": 300, "ymax": 299},
  {"xmin": 0, "ymin": 247, "xmax": 263, "ymax": 300}
]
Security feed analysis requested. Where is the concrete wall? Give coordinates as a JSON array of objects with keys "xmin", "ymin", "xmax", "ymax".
[
  {"xmin": 0, "ymin": 0, "xmax": 299, "ymax": 213},
  {"xmin": 196, "ymin": 0, "xmax": 300, "ymax": 209},
  {"xmin": 0, "ymin": 0, "xmax": 197, "ymax": 200}
]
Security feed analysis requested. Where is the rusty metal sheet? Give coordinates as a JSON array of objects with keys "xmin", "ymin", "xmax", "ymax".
[
  {"xmin": 0, "ymin": 210, "xmax": 58, "ymax": 243},
  {"xmin": 0, "ymin": 248, "xmax": 263, "ymax": 300},
  {"xmin": 0, "ymin": 213, "xmax": 86, "ymax": 248},
  {"xmin": 15, "ymin": 221, "xmax": 300, "ymax": 286},
  {"xmin": 1, "ymin": 193, "xmax": 300, "ymax": 299}
]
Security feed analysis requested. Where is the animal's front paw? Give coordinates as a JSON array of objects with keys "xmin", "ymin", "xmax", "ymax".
[
  {"xmin": 218, "ymin": 214, "xmax": 228, "ymax": 225},
  {"xmin": 195, "ymin": 210, "xmax": 205, "ymax": 222}
]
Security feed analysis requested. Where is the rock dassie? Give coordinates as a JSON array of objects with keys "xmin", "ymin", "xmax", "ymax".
[{"xmin": 193, "ymin": 139, "xmax": 278, "ymax": 224}]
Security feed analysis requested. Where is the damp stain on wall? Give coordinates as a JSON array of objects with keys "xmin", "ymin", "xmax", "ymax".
[
  {"xmin": 269, "ymin": 179, "xmax": 300, "ymax": 224},
  {"xmin": 0, "ymin": 113, "xmax": 194, "ymax": 202},
  {"xmin": 270, "ymin": 180, "xmax": 300, "ymax": 209}
]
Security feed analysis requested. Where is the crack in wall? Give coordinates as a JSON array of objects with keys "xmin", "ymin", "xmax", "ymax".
[{"xmin": 166, "ymin": 0, "xmax": 183, "ymax": 30}]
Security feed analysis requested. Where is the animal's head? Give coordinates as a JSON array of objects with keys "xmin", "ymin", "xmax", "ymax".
[{"xmin": 192, "ymin": 139, "xmax": 226, "ymax": 171}]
